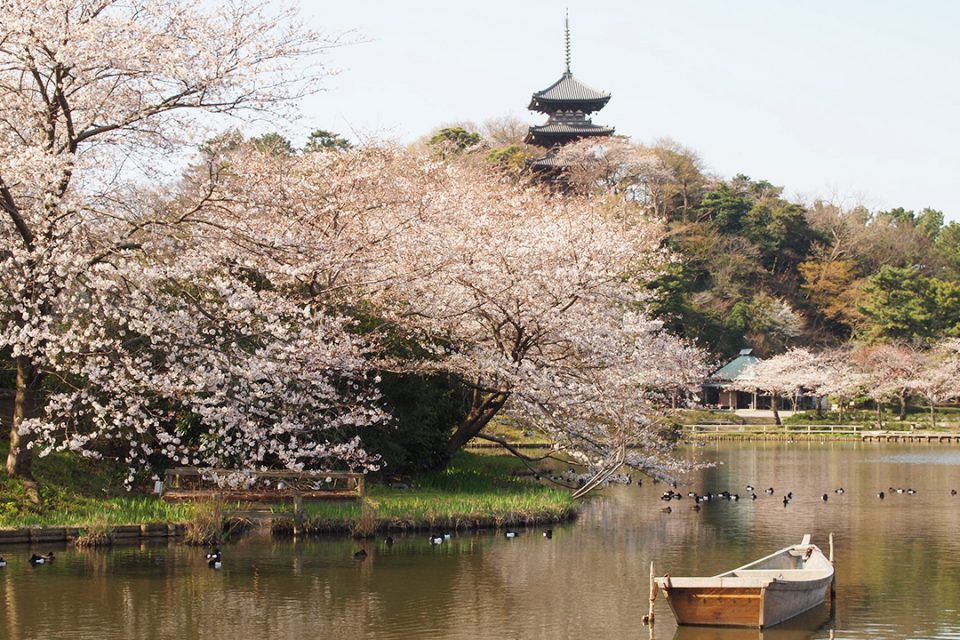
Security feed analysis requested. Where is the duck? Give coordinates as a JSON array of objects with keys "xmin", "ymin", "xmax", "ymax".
[
  {"xmin": 878, "ymin": 491, "xmax": 885, "ymax": 499},
  {"xmin": 661, "ymin": 506, "xmax": 672, "ymax": 514},
  {"xmin": 745, "ymin": 485, "xmax": 755, "ymax": 492},
  {"xmin": 504, "ymin": 530, "xmax": 518, "ymax": 539},
  {"xmin": 0, "ymin": 557, "xmax": 5, "ymax": 568},
  {"xmin": 750, "ymin": 493, "xmax": 757, "ymax": 501},
  {"xmin": 765, "ymin": 487, "xmax": 775, "ymax": 495},
  {"xmin": 835, "ymin": 488, "xmax": 845, "ymax": 494},
  {"xmin": 952, "ymin": 489, "xmax": 958, "ymax": 496},
  {"xmin": 543, "ymin": 529, "xmax": 553, "ymax": 539},
  {"xmin": 206, "ymin": 548, "xmax": 222, "ymax": 569},
  {"xmin": 384, "ymin": 536, "xmax": 395, "ymax": 546},
  {"xmin": 353, "ymin": 549, "xmax": 368, "ymax": 561},
  {"xmin": 907, "ymin": 488, "xmax": 917, "ymax": 495},
  {"xmin": 782, "ymin": 496, "xmax": 790, "ymax": 507},
  {"xmin": 821, "ymin": 493, "xmax": 829, "ymax": 501},
  {"xmin": 691, "ymin": 504, "xmax": 701, "ymax": 512},
  {"xmin": 30, "ymin": 552, "xmax": 54, "ymax": 565},
  {"xmin": 429, "ymin": 534, "xmax": 444, "ymax": 545}
]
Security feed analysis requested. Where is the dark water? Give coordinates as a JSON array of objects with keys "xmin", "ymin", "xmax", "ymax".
[{"xmin": 3, "ymin": 441, "xmax": 960, "ymax": 639}]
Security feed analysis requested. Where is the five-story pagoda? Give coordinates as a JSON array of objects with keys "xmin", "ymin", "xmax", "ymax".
[{"xmin": 526, "ymin": 15, "xmax": 614, "ymax": 170}]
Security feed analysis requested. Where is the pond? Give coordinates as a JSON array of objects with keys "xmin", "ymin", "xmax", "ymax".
[{"xmin": 2, "ymin": 441, "xmax": 960, "ymax": 639}]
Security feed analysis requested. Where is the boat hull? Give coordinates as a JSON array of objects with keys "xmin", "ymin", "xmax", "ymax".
[{"xmin": 662, "ymin": 576, "xmax": 832, "ymax": 628}]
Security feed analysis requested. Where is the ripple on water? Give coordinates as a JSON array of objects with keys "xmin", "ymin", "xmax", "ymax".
[{"xmin": 872, "ymin": 451, "xmax": 960, "ymax": 465}]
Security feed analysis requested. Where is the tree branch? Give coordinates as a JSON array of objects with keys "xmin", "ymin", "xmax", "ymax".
[
  {"xmin": 0, "ymin": 177, "xmax": 33, "ymax": 248},
  {"xmin": 472, "ymin": 432, "xmax": 566, "ymax": 463}
]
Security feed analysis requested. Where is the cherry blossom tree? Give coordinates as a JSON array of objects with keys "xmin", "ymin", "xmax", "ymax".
[
  {"xmin": 853, "ymin": 342, "xmax": 924, "ymax": 426},
  {"xmin": 730, "ymin": 349, "xmax": 812, "ymax": 425},
  {"xmin": 202, "ymin": 143, "xmax": 710, "ymax": 485},
  {"xmin": 373, "ymin": 156, "xmax": 710, "ymax": 481},
  {"xmin": 907, "ymin": 339, "xmax": 960, "ymax": 428},
  {"xmin": 0, "ymin": 0, "xmax": 349, "ymax": 490},
  {"xmin": 814, "ymin": 346, "xmax": 870, "ymax": 423},
  {"xmin": 554, "ymin": 138, "xmax": 673, "ymax": 209}
]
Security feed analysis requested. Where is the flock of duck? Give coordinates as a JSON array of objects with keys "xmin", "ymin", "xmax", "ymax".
[
  {"xmin": 658, "ymin": 482, "xmax": 955, "ymax": 513},
  {"xmin": 0, "ymin": 552, "xmax": 55, "ymax": 568}
]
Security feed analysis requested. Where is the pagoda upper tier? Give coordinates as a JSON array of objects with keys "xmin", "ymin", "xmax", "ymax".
[
  {"xmin": 528, "ymin": 71, "xmax": 611, "ymax": 114},
  {"xmin": 526, "ymin": 72, "xmax": 614, "ymax": 147},
  {"xmin": 524, "ymin": 57, "xmax": 613, "ymax": 148},
  {"xmin": 525, "ymin": 20, "xmax": 614, "ymax": 149}
]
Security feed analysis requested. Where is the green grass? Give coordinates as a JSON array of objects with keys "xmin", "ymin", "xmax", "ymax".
[
  {"xmin": 0, "ymin": 497, "xmax": 196, "ymax": 529},
  {"xmin": 0, "ymin": 440, "xmax": 196, "ymax": 528},
  {"xmin": 0, "ymin": 443, "xmax": 574, "ymax": 531},
  {"xmin": 673, "ymin": 409, "xmax": 746, "ymax": 425},
  {"xmin": 476, "ymin": 419, "xmax": 553, "ymax": 445},
  {"xmin": 783, "ymin": 406, "xmax": 960, "ymax": 429},
  {"xmin": 276, "ymin": 452, "xmax": 575, "ymax": 532}
]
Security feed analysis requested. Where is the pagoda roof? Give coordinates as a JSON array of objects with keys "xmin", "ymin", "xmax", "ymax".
[
  {"xmin": 528, "ymin": 72, "xmax": 611, "ymax": 113},
  {"xmin": 525, "ymin": 121, "xmax": 615, "ymax": 147}
]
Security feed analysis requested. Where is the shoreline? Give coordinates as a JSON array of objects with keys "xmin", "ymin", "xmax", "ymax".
[
  {"xmin": 7, "ymin": 432, "xmax": 955, "ymax": 544},
  {"xmin": 683, "ymin": 428, "xmax": 960, "ymax": 443},
  {"xmin": 0, "ymin": 510, "xmax": 579, "ymax": 548}
]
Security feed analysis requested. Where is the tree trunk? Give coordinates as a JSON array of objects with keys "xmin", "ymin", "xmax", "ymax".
[
  {"xmin": 446, "ymin": 389, "xmax": 510, "ymax": 454},
  {"xmin": 930, "ymin": 400, "xmax": 936, "ymax": 429},
  {"xmin": 898, "ymin": 389, "xmax": 908, "ymax": 421},
  {"xmin": 876, "ymin": 401, "xmax": 884, "ymax": 429},
  {"xmin": 6, "ymin": 356, "xmax": 41, "ymax": 503},
  {"xmin": 772, "ymin": 393, "xmax": 782, "ymax": 427},
  {"xmin": 815, "ymin": 395, "xmax": 824, "ymax": 418}
]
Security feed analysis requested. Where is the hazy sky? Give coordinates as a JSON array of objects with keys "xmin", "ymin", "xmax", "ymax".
[{"xmin": 293, "ymin": 1, "xmax": 960, "ymax": 219}]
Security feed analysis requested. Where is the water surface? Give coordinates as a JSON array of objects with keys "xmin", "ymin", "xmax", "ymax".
[{"xmin": 2, "ymin": 441, "xmax": 960, "ymax": 639}]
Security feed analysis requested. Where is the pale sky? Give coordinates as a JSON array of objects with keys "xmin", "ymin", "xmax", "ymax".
[{"xmin": 292, "ymin": 1, "xmax": 960, "ymax": 220}]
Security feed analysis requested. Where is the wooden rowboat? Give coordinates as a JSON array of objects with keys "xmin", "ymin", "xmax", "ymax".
[{"xmin": 654, "ymin": 535, "xmax": 835, "ymax": 629}]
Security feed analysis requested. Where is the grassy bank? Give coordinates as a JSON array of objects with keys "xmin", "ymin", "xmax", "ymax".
[
  {"xmin": 272, "ymin": 453, "xmax": 576, "ymax": 535},
  {"xmin": 0, "ymin": 442, "xmax": 575, "ymax": 534},
  {"xmin": 0, "ymin": 441, "xmax": 197, "ymax": 529}
]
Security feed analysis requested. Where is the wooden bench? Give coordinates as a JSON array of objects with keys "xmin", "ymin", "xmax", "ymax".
[{"xmin": 161, "ymin": 468, "xmax": 364, "ymax": 502}]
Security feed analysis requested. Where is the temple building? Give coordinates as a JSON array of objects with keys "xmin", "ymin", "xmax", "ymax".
[{"xmin": 526, "ymin": 15, "xmax": 615, "ymax": 171}]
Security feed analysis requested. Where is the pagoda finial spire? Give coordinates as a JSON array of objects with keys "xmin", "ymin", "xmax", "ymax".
[{"xmin": 564, "ymin": 10, "xmax": 571, "ymax": 74}]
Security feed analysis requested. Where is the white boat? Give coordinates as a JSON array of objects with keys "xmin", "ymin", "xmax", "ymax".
[{"xmin": 655, "ymin": 535, "xmax": 835, "ymax": 629}]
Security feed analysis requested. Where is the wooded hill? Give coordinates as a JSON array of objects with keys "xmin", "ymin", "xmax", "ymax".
[{"xmin": 437, "ymin": 122, "xmax": 960, "ymax": 358}]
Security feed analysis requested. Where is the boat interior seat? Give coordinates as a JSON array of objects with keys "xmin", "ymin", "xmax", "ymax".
[{"xmin": 728, "ymin": 569, "xmax": 819, "ymax": 579}]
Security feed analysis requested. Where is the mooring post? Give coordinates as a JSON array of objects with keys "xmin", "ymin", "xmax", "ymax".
[
  {"xmin": 829, "ymin": 532, "xmax": 836, "ymax": 601},
  {"xmin": 643, "ymin": 561, "xmax": 656, "ymax": 625},
  {"xmin": 293, "ymin": 490, "xmax": 304, "ymax": 538}
]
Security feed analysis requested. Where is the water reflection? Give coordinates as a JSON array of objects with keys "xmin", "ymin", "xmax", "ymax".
[{"xmin": 1, "ymin": 442, "xmax": 960, "ymax": 639}]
